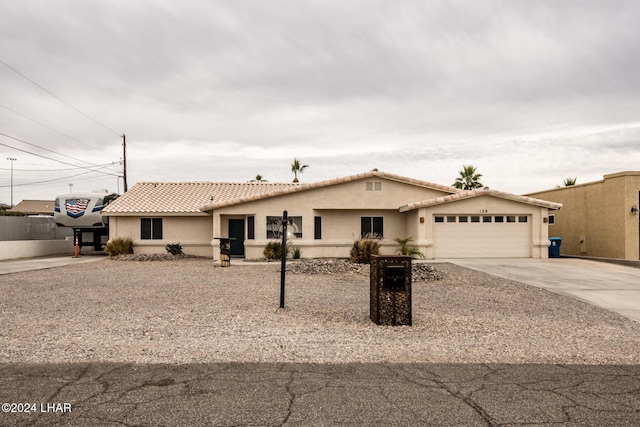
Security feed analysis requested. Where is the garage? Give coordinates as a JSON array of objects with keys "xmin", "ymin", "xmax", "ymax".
[
  {"xmin": 400, "ymin": 188, "xmax": 562, "ymax": 259},
  {"xmin": 433, "ymin": 214, "xmax": 532, "ymax": 258}
]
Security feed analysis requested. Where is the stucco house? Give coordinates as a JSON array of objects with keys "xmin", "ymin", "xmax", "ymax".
[
  {"xmin": 102, "ymin": 170, "xmax": 561, "ymax": 260},
  {"xmin": 526, "ymin": 171, "xmax": 640, "ymax": 260}
]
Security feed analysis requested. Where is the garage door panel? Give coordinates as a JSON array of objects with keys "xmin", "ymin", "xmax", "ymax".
[{"xmin": 433, "ymin": 218, "xmax": 531, "ymax": 258}]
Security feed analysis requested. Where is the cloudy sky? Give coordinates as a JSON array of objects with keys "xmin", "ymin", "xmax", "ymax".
[{"xmin": 1, "ymin": 0, "xmax": 639, "ymax": 205}]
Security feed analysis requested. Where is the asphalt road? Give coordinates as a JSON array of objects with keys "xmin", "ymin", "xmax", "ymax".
[{"xmin": 1, "ymin": 363, "xmax": 639, "ymax": 426}]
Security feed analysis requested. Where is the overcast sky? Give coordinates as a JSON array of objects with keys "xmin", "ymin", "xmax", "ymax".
[{"xmin": 1, "ymin": 0, "xmax": 639, "ymax": 205}]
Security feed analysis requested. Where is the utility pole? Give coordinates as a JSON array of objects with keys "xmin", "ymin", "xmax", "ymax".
[
  {"xmin": 7, "ymin": 157, "xmax": 16, "ymax": 207},
  {"xmin": 121, "ymin": 134, "xmax": 128, "ymax": 192}
]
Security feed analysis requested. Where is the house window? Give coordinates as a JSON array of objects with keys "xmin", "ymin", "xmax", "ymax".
[
  {"xmin": 266, "ymin": 216, "xmax": 302, "ymax": 238},
  {"xmin": 459, "ymin": 216, "xmax": 468, "ymax": 223},
  {"xmin": 548, "ymin": 214, "xmax": 555, "ymax": 225},
  {"xmin": 483, "ymin": 216, "xmax": 492, "ymax": 223},
  {"xmin": 434, "ymin": 216, "xmax": 444, "ymax": 223},
  {"xmin": 361, "ymin": 216, "xmax": 383, "ymax": 237},
  {"xmin": 470, "ymin": 216, "xmax": 480, "ymax": 223},
  {"xmin": 495, "ymin": 216, "xmax": 504, "ymax": 223},
  {"xmin": 506, "ymin": 216, "xmax": 516, "ymax": 223},
  {"xmin": 365, "ymin": 181, "xmax": 382, "ymax": 191},
  {"xmin": 518, "ymin": 215, "xmax": 528, "ymax": 223},
  {"xmin": 247, "ymin": 216, "xmax": 255, "ymax": 240},
  {"xmin": 446, "ymin": 216, "xmax": 456, "ymax": 223},
  {"xmin": 314, "ymin": 216, "xmax": 322, "ymax": 240},
  {"xmin": 141, "ymin": 218, "xmax": 163, "ymax": 240}
]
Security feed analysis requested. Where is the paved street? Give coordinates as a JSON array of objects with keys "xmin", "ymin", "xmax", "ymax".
[
  {"xmin": 1, "ymin": 363, "xmax": 639, "ymax": 426},
  {"xmin": 449, "ymin": 258, "xmax": 640, "ymax": 322}
]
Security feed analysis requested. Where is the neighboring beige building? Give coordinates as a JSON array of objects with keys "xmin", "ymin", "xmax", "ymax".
[
  {"xmin": 103, "ymin": 170, "xmax": 561, "ymax": 260},
  {"xmin": 527, "ymin": 171, "xmax": 640, "ymax": 260},
  {"xmin": 8, "ymin": 200, "xmax": 55, "ymax": 216}
]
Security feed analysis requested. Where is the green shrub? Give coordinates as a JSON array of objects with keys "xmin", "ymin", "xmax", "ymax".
[
  {"xmin": 0, "ymin": 210, "xmax": 26, "ymax": 216},
  {"xmin": 165, "ymin": 243, "xmax": 184, "ymax": 255},
  {"xmin": 394, "ymin": 237, "xmax": 425, "ymax": 259},
  {"xmin": 350, "ymin": 233, "xmax": 382, "ymax": 264},
  {"xmin": 165, "ymin": 243, "xmax": 183, "ymax": 255},
  {"xmin": 105, "ymin": 237, "xmax": 134, "ymax": 256},
  {"xmin": 292, "ymin": 247, "xmax": 301, "ymax": 259}
]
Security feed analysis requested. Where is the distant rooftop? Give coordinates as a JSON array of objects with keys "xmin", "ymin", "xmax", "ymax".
[{"xmin": 8, "ymin": 200, "xmax": 55, "ymax": 215}]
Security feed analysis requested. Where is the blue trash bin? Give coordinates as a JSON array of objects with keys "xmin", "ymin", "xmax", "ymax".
[{"xmin": 549, "ymin": 237, "xmax": 562, "ymax": 258}]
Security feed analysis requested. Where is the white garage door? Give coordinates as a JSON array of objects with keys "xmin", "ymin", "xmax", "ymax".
[{"xmin": 433, "ymin": 214, "xmax": 532, "ymax": 258}]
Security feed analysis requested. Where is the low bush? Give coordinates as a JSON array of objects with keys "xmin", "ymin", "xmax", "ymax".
[
  {"xmin": 263, "ymin": 240, "xmax": 285, "ymax": 260},
  {"xmin": 165, "ymin": 243, "xmax": 184, "ymax": 255},
  {"xmin": 105, "ymin": 237, "xmax": 134, "ymax": 256},
  {"xmin": 292, "ymin": 247, "xmax": 302, "ymax": 259},
  {"xmin": 350, "ymin": 233, "xmax": 382, "ymax": 264}
]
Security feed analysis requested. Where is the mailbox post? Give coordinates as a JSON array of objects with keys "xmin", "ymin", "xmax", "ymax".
[{"xmin": 370, "ymin": 255, "xmax": 412, "ymax": 326}]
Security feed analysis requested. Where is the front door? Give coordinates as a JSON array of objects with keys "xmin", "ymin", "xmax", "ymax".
[{"xmin": 228, "ymin": 219, "xmax": 245, "ymax": 257}]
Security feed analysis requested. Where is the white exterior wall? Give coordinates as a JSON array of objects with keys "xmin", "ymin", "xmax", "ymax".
[
  {"xmin": 211, "ymin": 177, "xmax": 449, "ymax": 260},
  {"xmin": 0, "ymin": 238, "xmax": 75, "ymax": 260},
  {"xmin": 109, "ymin": 215, "xmax": 212, "ymax": 257}
]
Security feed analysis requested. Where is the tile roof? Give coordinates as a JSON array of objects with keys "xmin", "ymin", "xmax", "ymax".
[
  {"xmin": 102, "ymin": 171, "xmax": 460, "ymax": 215},
  {"xmin": 8, "ymin": 200, "xmax": 55, "ymax": 215},
  {"xmin": 399, "ymin": 188, "xmax": 563, "ymax": 212},
  {"xmin": 199, "ymin": 170, "xmax": 459, "ymax": 211},
  {"xmin": 102, "ymin": 182, "xmax": 298, "ymax": 214}
]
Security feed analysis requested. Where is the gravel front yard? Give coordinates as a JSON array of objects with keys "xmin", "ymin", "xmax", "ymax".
[{"xmin": 1, "ymin": 258, "xmax": 639, "ymax": 364}]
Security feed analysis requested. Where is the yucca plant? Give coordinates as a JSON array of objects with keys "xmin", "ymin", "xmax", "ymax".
[{"xmin": 350, "ymin": 233, "xmax": 382, "ymax": 264}]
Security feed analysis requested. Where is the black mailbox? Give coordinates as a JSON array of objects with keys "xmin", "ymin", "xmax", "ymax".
[
  {"xmin": 385, "ymin": 266, "xmax": 405, "ymax": 291},
  {"xmin": 370, "ymin": 255, "xmax": 411, "ymax": 326}
]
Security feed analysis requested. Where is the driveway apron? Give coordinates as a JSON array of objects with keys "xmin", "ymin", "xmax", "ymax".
[{"xmin": 449, "ymin": 258, "xmax": 640, "ymax": 322}]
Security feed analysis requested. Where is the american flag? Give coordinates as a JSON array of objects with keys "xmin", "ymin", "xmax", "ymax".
[{"xmin": 65, "ymin": 198, "xmax": 90, "ymax": 218}]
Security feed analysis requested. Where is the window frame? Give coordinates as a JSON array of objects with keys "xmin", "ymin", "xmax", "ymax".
[
  {"xmin": 361, "ymin": 216, "xmax": 383, "ymax": 237},
  {"xmin": 141, "ymin": 217, "xmax": 163, "ymax": 240}
]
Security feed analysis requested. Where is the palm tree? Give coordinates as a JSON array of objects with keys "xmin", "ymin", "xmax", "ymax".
[
  {"xmin": 563, "ymin": 177, "xmax": 577, "ymax": 186},
  {"xmin": 394, "ymin": 237, "xmax": 424, "ymax": 259},
  {"xmin": 453, "ymin": 165, "xmax": 483, "ymax": 190},
  {"xmin": 291, "ymin": 158, "xmax": 308, "ymax": 183}
]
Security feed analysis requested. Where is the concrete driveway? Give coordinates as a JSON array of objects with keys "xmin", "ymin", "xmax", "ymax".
[
  {"xmin": 0, "ymin": 255, "xmax": 105, "ymax": 275},
  {"xmin": 450, "ymin": 258, "xmax": 640, "ymax": 323}
]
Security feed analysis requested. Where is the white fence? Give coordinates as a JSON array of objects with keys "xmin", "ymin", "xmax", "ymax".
[{"xmin": 0, "ymin": 217, "xmax": 75, "ymax": 260}]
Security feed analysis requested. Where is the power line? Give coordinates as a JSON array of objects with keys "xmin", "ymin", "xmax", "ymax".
[
  {"xmin": 0, "ymin": 163, "xmax": 120, "ymax": 188},
  {"xmin": 0, "ymin": 104, "xmax": 98, "ymax": 149},
  {"xmin": 0, "ymin": 161, "xmax": 120, "ymax": 172},
  {"xmin": 0, "ymin": 133, "xmax": 120, "ymax": 177},
  {"xmin": 0, "ymin": 58, "xmax": 120, "ymax": 137}
]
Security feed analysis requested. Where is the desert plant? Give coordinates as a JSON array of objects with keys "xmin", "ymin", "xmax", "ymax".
[
  {"xmin": 350, "ymin": 233, "xmax": 382, "ymax": 264},
  {"xmin": 394, "ymin": 237, "xmax": 425, "ymax": 259},
  {"xmin": 292, "ymin": 247, "xmax": 302, "ymax": 259},
  {"xmin": 264, "ymin": 240, "xmax": 290, "ymax": 260},
  {"xmin": 165, "ymin": 243, "xmax": 184, "ymax": 255},
  {"xmin": 453, "ymin": 165, "xmax": 483, "ymax": 189},
  {"xmin": 291, "ymin": 158, "xmax": 308, "ymax": 183},
  {"xmin": 105, "ymin": 237, "xmax": 134, "ymax": 256}
]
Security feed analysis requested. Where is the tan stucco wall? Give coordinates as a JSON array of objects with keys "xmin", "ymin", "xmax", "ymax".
[
  {"xmin": 108, "ymin": 214, "xmax": 212, "ymax": 256},
  {"xmin": 211, "ymin": 177, "xmax": 449, "ymax": 259},
  {"xmin": 413, "ymin": 196, "xmax": 551, "ymax": 259},
  {"xmin": 527, "ymin": 172, "xmax": 640, "ymax": 260}
]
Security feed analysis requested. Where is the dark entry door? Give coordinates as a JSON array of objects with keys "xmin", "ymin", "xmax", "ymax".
[{"xmin": 228, "ymin": 219, "xmax": 245, "ymax": 256}]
